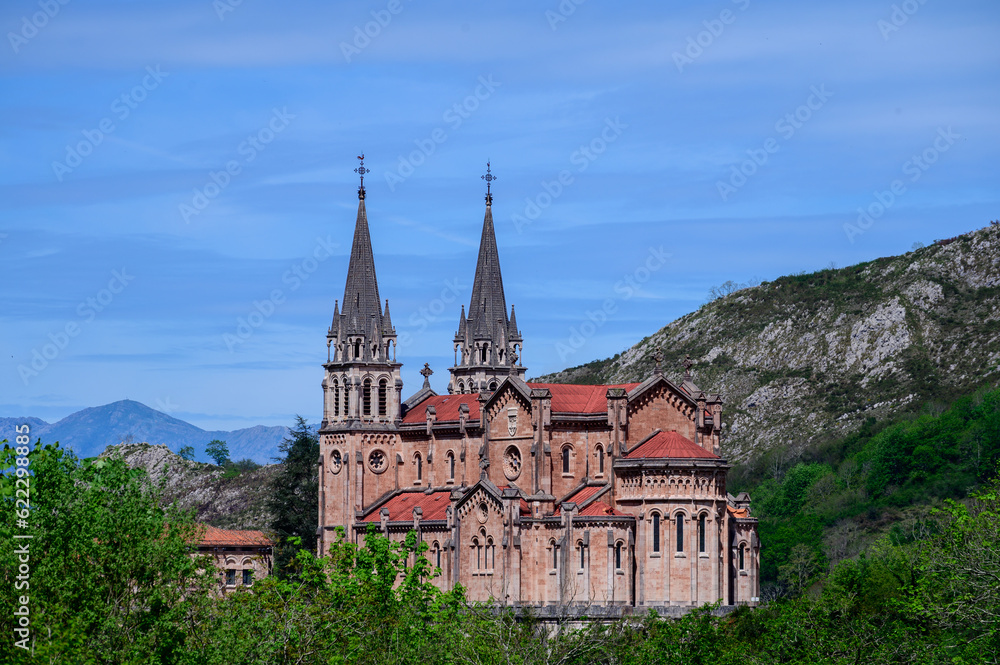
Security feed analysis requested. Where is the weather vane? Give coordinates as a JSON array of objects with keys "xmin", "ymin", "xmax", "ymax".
[
  {"xmin": 355, "ymin": 153, "xmax": 369, "ymax": 198},
  {"xmin": 481, "ymin": 161, "xmax": 496, "ymax": 205}
]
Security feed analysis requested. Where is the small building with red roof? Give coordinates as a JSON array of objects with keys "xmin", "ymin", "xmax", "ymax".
[{"xmin": 194, "ymin": 524, "xmax": 273, "ymax": 595}]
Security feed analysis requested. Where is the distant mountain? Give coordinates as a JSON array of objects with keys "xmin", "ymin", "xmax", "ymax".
[
  {"xmin": 536, "ymin": 223, "xmax": 1000, "ymax": 463},
  {"xmin": 0, "ymin": 400, "xmax": 288, "ymax": 464}
]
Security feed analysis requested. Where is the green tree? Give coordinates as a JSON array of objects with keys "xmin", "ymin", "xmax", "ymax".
[
  {"xmin": 177, "ymin": 445, "xmax": 195, "ymax": 461},
  {"xmin": 205, "ymin": 438, "xmax": 230, "ymax": 466},
  {"xmin": 0, "ymin": 440, "xmax": 212, "ymax": 663},
  {"xmin": 267, "ymin": 417, "xmax": 319, "ymax": 576}
]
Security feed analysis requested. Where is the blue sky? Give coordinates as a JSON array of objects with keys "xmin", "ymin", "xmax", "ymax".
[{"xmin": 2, "ymin": 0, "xmax": 997, "ymax": 430}]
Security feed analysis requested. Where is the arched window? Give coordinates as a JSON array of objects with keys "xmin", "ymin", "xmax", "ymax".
[
  {"xmin": 432, "ymin": 542, "xmax": 441, "ymax": 569},
  {"xmin": 550, "ymin": 540, "xmax": 558, "ymax": 570},
  {"xmin": 362, "ymin": 379, "xmax": 372, "ymax": 416},
  {"xmin": 597, "ymin": 445, "xmax": 605, "ymax": 475},
  {"xmin": 473, "ymin": 537, "xmax": 481, "ymax": 570},
  {"xmin": 739, "ymin": 543, "xmax": 746, "ymax": 570},
  {"xmin": 333, "ymin": 379, "xmax": 340, "ymax": 416},
  {"xmin": 447, "ymin": 452, "xmax": 455, "ymax": 481},
  {"xmin": 353, "ymin": 339, "xmax": 361, "ymax": 359},
  {"xmin": 487, "ymin": 537, "xmax": 495, "ymax": 570},
  {"xmin": 342, "ymin": 379, "xmax": 349, "ymax": 416},
  {"xmin": 378, "ymin": 379, "xmax": 387, "ymax": 417},
  {"xmin": 480, "ymin": 346, "xmax": 487, "ymax": 363},
  {"xmin": 578, "ymin": 541, "xmax": 585, "ymax": 569},
  {"xmin": 676, "ymin": 515, "xmax": 685, "ymax": 552},
  {"xmin": 652, "ymin": 513, "xmax": 661, "ymax": 553},
  {"xmin": 415, "ymin": 454, "xmax": 422, "ymax": 483},
  {"xmin": 488, "ymin": 381, "xmax": 497, "ymax": 392},
  {"xmin": 457, "ymin": 381, "xmax": 464, "ymax": 394},
  {"xmin": 562, "ymin": 447, "xmax": 571, "ymax": 474},
  {"xmin": 615, "ymin": 542, "xmax": 623, "ymax": 570},
  {"xmin": 699, "ymin": 514, "xmax": 706, "ymax": 553}
]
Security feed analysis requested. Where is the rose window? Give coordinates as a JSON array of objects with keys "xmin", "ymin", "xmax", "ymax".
[
  {"xmin": 503, "ymin": 446, "xmax": 522, "ymax": 480},
  {"xmin": 368, "ymin": 450, "xmax": 387, "ymax": 473}
]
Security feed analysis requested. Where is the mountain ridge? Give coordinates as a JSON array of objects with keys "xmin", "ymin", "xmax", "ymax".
[
  {"xmin": 0, "ymin": 400, "xmax": 288, "ymax": 464},
  {"xmin": 535, "ymin": 223, "xmax": 1000, "ymax": 463}
]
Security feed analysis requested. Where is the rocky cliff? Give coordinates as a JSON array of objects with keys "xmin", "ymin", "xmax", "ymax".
[
  {"xmin": 100, "ymin": 442, "xmax": 278, "ymax": 531},
  {"xmin": 536, "ymin": 224, "xmax": 1000, "ymax": 463}
]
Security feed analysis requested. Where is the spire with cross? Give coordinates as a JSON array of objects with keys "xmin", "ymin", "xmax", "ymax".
[
  {"xmin": 355, "ymin": 153, "xmax": 369, "ymax": 199},
  {"xmin": 481, "ymin": 160, "xmax": 496, "ymax": 206},
  {"xmin": 420, "ymin": 362, "xmax": 434, "ymax": 389}
]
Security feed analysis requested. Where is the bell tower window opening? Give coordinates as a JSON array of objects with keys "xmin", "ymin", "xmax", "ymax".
[
  {"xmin": 378, "ymin": 379, "xmax": 387, "ymax": 417},
  {"xmin": 354, "ymin": 339, "xmax": 361, "ymax": 359},
  {"xmin": 342, "ymin": 380, "xmax": 349, "ymax": 416},
  {"xmin": 332, "ymin": 380, "xmax": 340, "ymax": 417},
  {"xmin": 480, "ymin": 345, "xmax": 487, "ymax": 363},
  {"xmin": 362, "ymin": 379, "xmax": 372, "ymax": 416}
]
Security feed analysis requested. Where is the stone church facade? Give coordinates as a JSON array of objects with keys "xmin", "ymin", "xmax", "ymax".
[{"xmin": 317, "ymin": 164, "xmax": 759, "ymax": 612}]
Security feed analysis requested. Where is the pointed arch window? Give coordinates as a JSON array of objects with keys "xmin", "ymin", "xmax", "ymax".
[
  {"xmin": 487, "ymin": 537, "xmax": 495, "ymax": 570},
  {"xmin": 652, "ymin": 513, "xmax": 661, "ymax": 553},
  {"xmin": 550, "ymin": 539, "xmax": 558, "ymax": 571},
  {"xmin": 699, "ymin": 514, "xmax": 707, "ymax": 553},
  {"xmin": 342, "ymin": 379, "xmax": 349, "ymax": 416},
  {"xmin": 615, "ymin": 542, "xmax": 623, "ymax": 571},
  {"xmin": 597, "ymin": 445, "xmax": 605, "ymax": 475},
  {"xmin": 488, "ymin": 380, "xmax": 497, "ymax": 392},
  {"xmin": 676, "ymin": 515, "xmax": 685, "ymax": 553},
  {"xmin": 362, "ymin": 379, "xmax": 372, "ymax": 416},
  {"xmin": 578, "ymin": 541, "xmax": 585, "ymax": 570},
  {"xmin": 457, "ymin": 381, "xmax": 465, "ymax": 394},
  {"xmin": 480, "ymin": 346, "xmax": 487, "ymax": 363},
  {"xmin": 332, "ymin": 379, "xmax": 340, "ymax": 417},
  {"xmin": 447, "ymin": 452, "xmax": 455, "ymax": 482},
  {"xmin": 562, "ymin": 447, "xmax": 571, "ymax": 474},
  {"xmin": 473, "ymin": 537, "xmax": 482, "ymax": 570},
  {"xmin": 378, "ymin": 379, "xmax": 387, "ymax": 417},
  {"xmin": 354, "ymin": 339, "xmax": 361, "ymax": 359},
  {"xmin": 415, "ymin": 453, "xmax": 422, "ymax": 483}
]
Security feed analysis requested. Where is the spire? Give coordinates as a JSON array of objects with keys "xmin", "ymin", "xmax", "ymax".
[
  {"xmin": 467, "ymin": 188, "xmax": 508, "ymax": 343},
  {"xmin": 341, "ymin": 183, "xmax": 382, "ymax": 335},
  {"xmin": 508, "ymin": 305, "xmax": 520, "ymax": 339},
  {"xmin": 329, "ymin": 299, "xmax": 339, "ymax": 336},
  {"xmin": 455, "ymin": 304, "xmax": 467, "ymax": 340},
  {"xmin": 382, "ymin": 299, "xmax": 394, "ymax": 334},
  {"xmin": 482, "ymin": 160, "xmax": 496, "ymax": 207},
  {"xmin": 355, "ymin": 153, "xmax": 369, "ymax": 200}
]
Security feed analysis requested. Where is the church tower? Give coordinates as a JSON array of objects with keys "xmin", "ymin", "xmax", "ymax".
[
  {"xmin": 318, "ymin": 156, "xmax": 402, "ymax": 554},
  {"xmin": 448, "ymin": 163, "xmax": 525, "ymax": 394}
]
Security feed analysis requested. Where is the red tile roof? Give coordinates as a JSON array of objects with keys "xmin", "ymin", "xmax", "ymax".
[
  {"xmin": 527, "ymin": 382, "xmax": 641, "ymax": 414},
  {"xmin": 624, "ymin": 430, "xmax": 719, "ymax": 460},
  {"xmin": 402, "ymin": 394, "xmax": 481, "ymax": 424},
  {"xmin": 728, "ymin": 505, "xmax": 750, "ymax": 519},
  {"xmin": 197, "ymin": 524, "xmax": 273, "ymax": 547},
  {"xmin": 554, "ymin": 485, "xmax": 605, "ymax": 515},
  {"xmin": 362, "ymin": 490, "xmax": 451, "ymax": 522}
]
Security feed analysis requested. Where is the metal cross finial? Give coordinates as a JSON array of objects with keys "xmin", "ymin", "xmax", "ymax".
[
  {"xmin": 481, "ymin": 161, "xmax": 496, "ymax": 205},
  {"xmin": 420, "ymin": 362, "xmax": 433, "ymax": 388},
  {"xmin": 355, "ymin": 153, "xmax": 369, "ymax": 198}
]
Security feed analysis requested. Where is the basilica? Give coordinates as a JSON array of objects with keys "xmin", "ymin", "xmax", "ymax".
[{"xmin": 317, "ymin": 161, "xmax": 759, "ymax": 612}]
